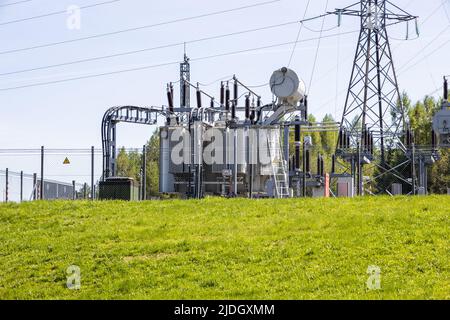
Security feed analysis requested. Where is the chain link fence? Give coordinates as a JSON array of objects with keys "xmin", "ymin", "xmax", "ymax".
[{"xmin": 0, "ymin": 148, "xmax": 98, "ymax": 202}]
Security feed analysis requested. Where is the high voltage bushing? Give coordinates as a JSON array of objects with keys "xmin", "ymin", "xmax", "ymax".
[
  {"xmin": 340, "ymin": 129, "xmax": 350, "ymax": 149},
  {"xmin": 406, "ymin": 127, "xmax": 414, "ymax": 148},
  {"xmin": 245, "ymin": 95, "xmax": 250, "ymax": 120},
  {"xmin": 250, "ymin": 99, "xmax": 256, "ymax": 123},
  {"xmin": 346, "ymin": 130, "xmax": 350, "ymax": 149},
  {"xmin": 196, "ymin": 86, "xmax": 202, "ymax": 109},
  {"xmin": 182, "ymin": 82, "xmax": 189, "ymax": 107},
  {"xmin": 234, "ymin": 79, "xmax": 238, "ymax": 106},
  {"xmin": 305, "ymin": 149, "xmax": 310, "ymax": 173},
  {"xmin": 444, "ymin": 76, "xmax": 448, "ymax": 101},
  {"xmin": 167, "ymin": 83, "xmax": 174, "ymax": 113},
  {"xmin": 303, "ymin": 96, "xmax": 308, "ymax": 121},
  {"xmin": 317, "ymin": 154, "xmax": 324, "ymax": 176},
  {"xmin": 231, "ymin": 101, "xmax": 236, "ymax": 119},
  {"xmin": 320, "ymin": 156, "xmax": 324, "ymax": 177},
  {"xmin": 294, "ymin": 117, "xmax": 301, "ymax": 170},
  {"xmin": 220, "ymin": 82, "xmax": 225, "ymax": 106},
  {"xmin": 256, "ymin": 98, "xmax": 262, "ymax": 123},
  {"xmin": 225, "ymin": 83, "xmax": 230, "ymax": 111},
  {"xmin": 370, "ymin": 133, "xmax": 374, "ymax": 155}
]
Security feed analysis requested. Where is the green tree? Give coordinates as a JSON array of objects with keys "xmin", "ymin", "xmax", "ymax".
[{"xmin": 145, "ymin": 130, "xmax": 160, "ymax": 197}]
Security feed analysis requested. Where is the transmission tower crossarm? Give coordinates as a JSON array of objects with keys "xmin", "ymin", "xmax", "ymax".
[{"xmin": 328, "ymin": 0, "xmax": 417, "ymax": 24}]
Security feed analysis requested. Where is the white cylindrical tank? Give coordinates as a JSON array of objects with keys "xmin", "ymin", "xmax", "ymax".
[{"xmin": 269, "ymin": 67, "xmax": 305, "ymax": 100}]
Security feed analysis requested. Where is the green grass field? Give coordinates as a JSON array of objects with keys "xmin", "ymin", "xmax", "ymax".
[{"xmin": 0, "ymin": 196, "xmax": 448, "ymax": 300}]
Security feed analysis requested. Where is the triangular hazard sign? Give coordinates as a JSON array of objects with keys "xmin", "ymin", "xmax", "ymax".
[{"xmin": 63, "ymin": 157, "xmax": 71, "ymax": 165}]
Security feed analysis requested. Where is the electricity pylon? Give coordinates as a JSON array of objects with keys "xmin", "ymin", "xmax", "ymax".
[{"xmin": 331, "ymin": 0, "xmax": 417, "ymax": 194}]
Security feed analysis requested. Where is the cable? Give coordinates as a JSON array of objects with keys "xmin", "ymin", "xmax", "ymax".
[
  {"xmin": 398, "ymin": 36, "xmax": 450, "ymax": 76},
  {"xmin": 0, "ymin": 30, "xmax": 359, "ymax": 92},
  {"xmin": 0, "ymin": 0, "xmax": 33, "ymax": 8},
  {"xmin": 0, "ymin": 20, "xmax": 302, "ymax": 77},
  {"xmin": 0, "ymin": 0, "xmax": 122, "ymax": 27},
  {"xmin": 0, "ymin": 0, "xmax": 280, "ymax": 55},
  {"xmin": 300, "ymin": 22, "xmax": 338, "ymax": 33},
  {"xmin": 197, "ymin": 75, "xmax": 234, "ymax": 87},
  {"xmin": 397, "ymin": 24, "xmax": 450, "ymax": 73},
  {"xmin": 443, "ymin": 0, "xmax": 450, "ymax": 24},
  {"xmin": 307, "ymin": 0, "xmax": 329, "ymax": 94},
  {"xmin": 335, "ymin": 27, "xmax": 341, "ymax": 120},
  {"xmin": 287, "ymin": 0, "xmax": 311, "ymax": 67},
  {"xmin": 246, "ymin": 82, "xmax": 269, "ymax": 88},
  {"xmin": 392, "ymin": 1, "xmax": 450, "ymax": 69}
]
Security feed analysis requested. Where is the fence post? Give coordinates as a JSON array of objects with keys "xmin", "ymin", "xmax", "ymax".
[
  {"xmin": 20, "ymin": 171, "xmax": 23, "ymax": 203},
  {"xmin": 72, "ymin": 180, "xmax": 76, "ymax": 200},
  {"xmin": 33, "ymin": 173, "xmax": 37, "ymax": 200},
  {"xmin": 91, "ymin": 146, "xmax": 95, "ymax": 201},
  {"xmin": 40, "ymin": 146, "xmax": 44, "ymax": 200},
  {"xmin": 5, "ymin": 168, "xmax": 8, "ymax": 203},
  {"xmin": 83, "ymin": 183, "xmax": 87, "ymax": 199},
  {"xmin": 142, "ymin": 145, "xmax": 147, "ymax": 200}
]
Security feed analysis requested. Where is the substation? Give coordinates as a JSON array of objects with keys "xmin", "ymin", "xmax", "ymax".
[{"xmin": 99, "ymin": 0, "xmax": 450, "ymax": 200}]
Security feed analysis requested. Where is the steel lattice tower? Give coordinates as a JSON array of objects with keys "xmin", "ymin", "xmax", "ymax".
[{"xmin": 336, "ymin": 0, "xmax": 416, "ymax": 162}]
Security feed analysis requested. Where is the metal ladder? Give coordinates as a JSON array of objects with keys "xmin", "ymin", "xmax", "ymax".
[{"xmin": 267, "ymin": 130, "xmax": 290, "ymax": 198}]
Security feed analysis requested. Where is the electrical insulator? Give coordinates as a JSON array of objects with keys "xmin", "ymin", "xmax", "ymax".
[
  {"xmin": 231, "ymin": 102, "xmax": 236, "ymax": 119},
  {"xmin": 370, "ymin": 133, "xmax": 374, "ymax": 155},
  {"xmin": 245, "ymin": 95, "xmax": 250, "ymax": 120},
  {"xmin": 304, "ymin": 95, "xmax": 308, "ymax": 121},
  {"xmin": 250, "ymin": 98, "xmax": 256, "ymax": 123},
  {"xmin": 295, "ymin": 144, "xmax": 300, "ymax": 170},
  {"xmin": 305, "ymin": 149, "xmax": 310, "ymax": 173},
  {"xmin": 256, "ymin": 98, "xmax": 262, "ymax": 123},
  {"xmin": 220, "ymin": 82, "xmax": 225, "ymax": 106},
  {"xmin": 234, "ymin": 79, "xmax": 238, "ymax": 106},
  {"xmin": 415, "ymin": 18, "xmax": 420, "ymax": 37},
  {"xmin": 320, "ymin": 156, "xmax": 324, "ymax": 177},
  {"xmin": 346, "ymin": 131, "xmax": 350, "ymax": 148},
  {"xmin": 167, "ymin": 84, "xmax": 174, "ymax": 113},
  {"xmin": 444, "ymin": 77, "xmax": 448, "ymax": 101},
  {"xmin": 406, "ymin": 20, "xmax": 409, "ymax": 40},
  {"xmin": 196, "ymin": 86, "xmax": 202, "ymax": 109},
  {"xmin": 225, "ymin": 83, "xmax": 230, "ymax": 111},
  {"xmin": 317, "ymin": 154, "xmax": 324, "ymax": 176},
  {"xmin": 295, "ymin": 116, "xmax": 300, "ymax": 142}
]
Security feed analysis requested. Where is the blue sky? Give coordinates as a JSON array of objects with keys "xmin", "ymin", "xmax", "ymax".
[{"xmin": 0, "ymin": 0, "xmax": 449, "ymax": 149}]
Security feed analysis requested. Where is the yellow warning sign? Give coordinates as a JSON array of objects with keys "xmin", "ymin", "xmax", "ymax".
[{"xmin": 63, "ymin": 157, "xmax": 71, "ymax": 165}]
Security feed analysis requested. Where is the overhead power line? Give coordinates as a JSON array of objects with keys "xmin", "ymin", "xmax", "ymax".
[
  {"xmin": 0, "ymin": 30, "xmax": 358, "ymax": 92},
  {"xmin": 307, "ymin": 0, "xmax": 329, "ymax": 94},
  {"xmin": 0, "ymin": 20, "xmax": 301, "ymax": 77},
  {"xmin": 0, "ymin": 0, "xmax": 280, "ymax": 55},
  {"xmin": 0, "ymin": 0, "xmax": 122, "ymax": 26},
  {"xmin": 1, "ymin": 11, "xmax": 339, "ymax": 78},
  {"xmin": 0, "ymin": 0, "xmax": 33, "ymax": 8},
  {"xmin": 287, "ymin": 0, "xmax": 311, "ymax": 67}
]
